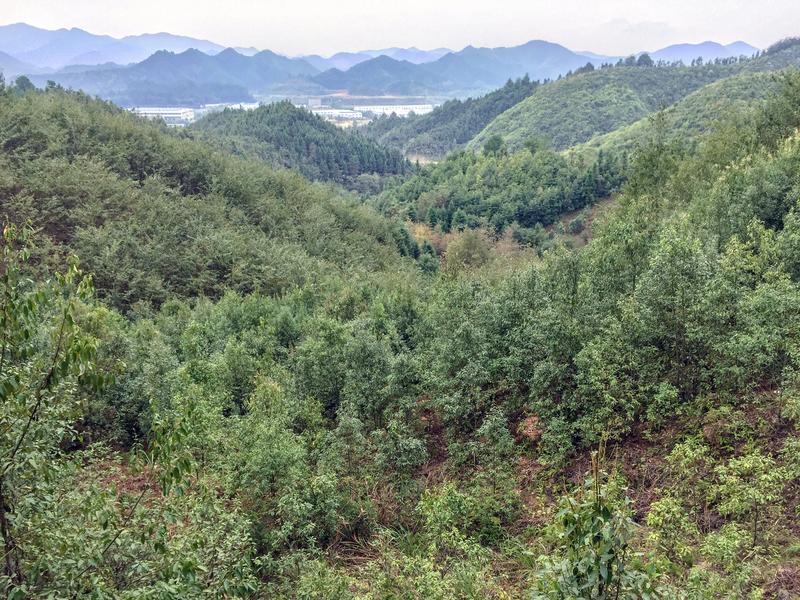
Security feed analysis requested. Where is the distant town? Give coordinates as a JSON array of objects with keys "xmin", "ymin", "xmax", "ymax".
[{"xmin": 131, "ymin": 98, "xmax": 437, "ymax": 127}]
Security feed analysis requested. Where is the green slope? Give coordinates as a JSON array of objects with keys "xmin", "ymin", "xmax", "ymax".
[
  {"xmin": 570, "ymin": 70, "xmax": 782, "ymax": 160},
  {"xmin": 361, "ymin": 76, "xmax": 539, "ymax": 159},
  {"xmin": 4, "ymin": 56, "xmax": 800, "ymax": 600},
  {"xmin": 469, "ymin": 65, "xmax": 737, "ymax": 152},
  {"xmin": 470, "ymin": 41, "xmax": 800, "ymax": 153},
  {"xmin": 192, "ymin": 101, "xmax": 409, "ymax": 191},
  {"xmin": 0, "ymin": 87, "xmax": 420, "ymax": 311},
  {"xmin": 372, "ymin": 144, "xmax": 624, "ymax": 242}
]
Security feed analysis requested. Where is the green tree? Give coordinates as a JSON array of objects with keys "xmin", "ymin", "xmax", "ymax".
[
  {"xmin": 12, "ymin": 76, "xmax": 35, "ymax": 94},
  {"xmin": 712, "ymin": 451, "xmax": 789, "ymax": 548},
  {"xmin": 483, "ymin": 134, "xmax": 506, "ymax": 156},
  {"xmin": 0, "ymin": 223, "xmax": 101, "ymax": 591},
  {"xmin": 442, "ymin": 230, "xmax": 491, "ymax": 275},
  {"xmin": 645, "ymin": 495, "xmax": 698, "ymax": 564},
  {"xmin": 637, "ymin": 53, "xmax": 654, "ymax": 67},
  {"xmin": 533, "ymin": 450, "xmax": 662, "ymax": 599}
]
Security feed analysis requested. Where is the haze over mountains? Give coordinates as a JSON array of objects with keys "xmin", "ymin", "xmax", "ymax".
[
  {"xmin": 31, "ymin": 47, "xmax": 321, "ymax": 106},
  {"xmin": 314, "ymin": 40, "xmax": 610, "ymax": 97},
  {"xmin": 0, "ymin": 22, "xmax": 764, "ymax": 105},
  {"xmin": 4, "ymin": 3, "xmax": 800, "ymax": 595},
  {"xmin": 0, "ymin": 22, "xmax": 234, "ymax": 69},
  {"xmin": 650, "ymin": 40, "xmax": 759, "ymax": 63},
  {"xmin": 301, "ymin": 47, "xmax": 452, "ymax": 71}
]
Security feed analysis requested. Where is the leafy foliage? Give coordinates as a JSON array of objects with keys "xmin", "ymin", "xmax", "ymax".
[
  {"xmin": 3, "ymin": 59, "xmax": 800, "ymax": 600},
  {"xmin": 374, "ymin": 143, "xmax": 624, "ymax": 245},
  {"xmin": 534, "ymin": 452, "xmax": 662, "ymax": 599},
  {"xmin": 0, "ymin": 86, "xmax": 422, "ymax": 311},
  {"xmin": 193, "ymin": 101, "xmax": 410, "ymax": 189},
  {"xmin": 471, "ymin": 44, "xmax": 800, "ymax": 152},
  {"xmin": 362, "ymin": 76, "xmax": 539, "ymax": 158}
]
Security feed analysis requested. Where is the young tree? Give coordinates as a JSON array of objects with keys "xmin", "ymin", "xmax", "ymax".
[
  {"xmin": 533, "ymin": 448, "xmax": 662, "ymax": 599},
  {"xmin": 713, "ymin": 451, "xmax": 789, "ymax": 548},
  {"xmin": 0, "ymin": 223, "xmax": 101, "ymax": 591}
]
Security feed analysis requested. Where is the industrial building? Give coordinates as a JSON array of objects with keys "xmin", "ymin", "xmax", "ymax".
[
  {"xmin": 357, "ymin": 104, "xmax": 434, "ymax": 117},
  {"xmin": 131, "ymin": 107, "xmax": 196, "ymax": 125}
]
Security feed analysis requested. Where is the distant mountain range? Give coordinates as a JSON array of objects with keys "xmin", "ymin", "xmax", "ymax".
[
  {"xmin": 650, "ymin": 41, "xmax": 759, "ymax": 64},
  {"xmin": 0, "ymin": 22, "xmax": 766, "ymax": 105},
  {"xmin": 302, "ymin": 47, "xmax": 451, "ymax": 71},
  {"xmin": 0, "ymin": 23, "xmax": 232, "ymax": 68},
  {"xmin": 25, "ymin": 39, "xmax": 607, "ymax": 103},
  {"xmin": 314, "ymin": 40, "xmax": 609, "ymax": 96},
  {"xmin": 29, "ymin": 48, "xmax": 317, "ymax": 106}
]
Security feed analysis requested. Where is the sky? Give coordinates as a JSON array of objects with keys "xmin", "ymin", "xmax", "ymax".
[{"xmin": 2, "ymin": 0, "xmax": 799, "ymax": 56}]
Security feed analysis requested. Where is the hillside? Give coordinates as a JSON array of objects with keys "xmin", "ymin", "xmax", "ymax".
[
  {"xmin": 192, "ymin": 101, "xmax": 410, "ymax": 190},
  {"xmin": 471, "ymin": 41, "xmax": 800, "ymax": 153},
  {"xmin": 373, "ymin": 144, "xmax": 624, "ymax": 244},
  {"xmin": 0, "ymin": 85, "xmax": 421, "ymax": 311},
  {"xmin": 3, "ymin": 49, "xmax": 800, "ymax": 600},
  {"xmin": 31, "ymin": 48, "xmax": 318, "ymax": 106},
  {"xmin": 469, "ymin": 64, "xmax": 739, "ymax": 152},
  {"xmin": 570, "ymin": 70, "xmax": 781, "ymax": 160},
  {"xmin": 361, "ymin": 76, "xmax": 539, "ymax": 159}
]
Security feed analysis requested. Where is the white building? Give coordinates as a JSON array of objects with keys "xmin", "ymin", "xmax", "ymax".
[
  {"xmin": 310, "ymin": 107, "xmax": 364, "ymax": 120},
  {"xmin": 194, "ymin": 102, "xmax": 261, "ymax": 119},
  {"xmin": 357, "ymin": 104, "xmax": 435, "ymax": 117},
  {"xmin": 131, "ymin": 107, "xmax": 196, "ymax": 125},
  {"xmin": 202, "ymin": 102, "xmax": 260, "ymax": 113}
]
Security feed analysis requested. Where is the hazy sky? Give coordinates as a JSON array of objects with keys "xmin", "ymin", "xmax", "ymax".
[{"xmin": 2, "ymin": 0, "xmax": 798, "ymax": 56}]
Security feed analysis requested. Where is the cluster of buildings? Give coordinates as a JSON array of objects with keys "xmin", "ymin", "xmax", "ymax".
[
  {"xmin": 130, "ymin": 102, "xmax": 260, "ymax": 126},
  {"xmin": 302, "ymin": 99, "xmax": 436, "ymax": 127},
  {"xmin": 130, "ymin": 99, "xmax": 437, "ymax": 128},
  {"xmin": 357, "ymin": 104, "xmax": 435, "ymax": 117}
]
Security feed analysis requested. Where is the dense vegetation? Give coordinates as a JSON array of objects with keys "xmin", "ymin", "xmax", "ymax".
[
  {"xmin": 192, "ymin": 101, "xmax": 410, "ymax": 191},
  {"xmin": 0, "ymin": 88, "xmax": 422, "ymax": 312},
  {"xmin": 373, "ymin": 142, "xmax": 625, "ymax": 245},
  {"xmin": 569, "ymin": 70, "xmax": 781, "ymax": 161},
  {"xmin": 470, "ymin": 64, "xmax": 739, "ymax": 152},
  {"xmin": 362, "ymin": 76, "xmax": 539, "ymax": 159},
  {"xmin": 2, "ymin": 65, "xmax": 800, "ymax": 600},
  {"xmin": 471, "ymin": 42, "xmax": 800, "ymax": 152}
]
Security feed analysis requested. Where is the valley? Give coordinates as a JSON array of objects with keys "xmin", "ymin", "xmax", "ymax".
[{"xmin": 1, "ymin": 12, "xmax": 800, "ymax": 599}]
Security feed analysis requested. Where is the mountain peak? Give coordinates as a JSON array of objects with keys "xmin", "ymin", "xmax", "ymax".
[{"xmin": 218, "ymin": 47, "xmax": 243, "ymax": 57}]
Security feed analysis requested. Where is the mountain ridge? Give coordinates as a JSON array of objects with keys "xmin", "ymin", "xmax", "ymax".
[{"xmin": 30, "ymin": 47, "xmax": 319, "ymax": 106}]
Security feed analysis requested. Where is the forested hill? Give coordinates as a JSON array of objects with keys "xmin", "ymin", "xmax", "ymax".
[
  {"xmin": 3, "ymin": 60, "xmax": 800, "ymax": 600},
  {"xmin": 192, "ymin": 101, "xmax": 410, "ymax": 192},
  {"xmin": 469, "ymin": 63, "xmax": 741, "ymax": 152},
  {"xmin": 373, "ymin": 143, "xmax": 625, "ymax": 242},
  {"xmin": 570, "ymin": 70, "xmax": 782, "ymax": 160},
  {"xmin": 361, "ymin": 76, "xmax": 539, "ymax": 159},
  {"xmin": 0, "ymin": 86, "xmax": 422, "ymax": 311},
  {"xmin": 470, "ymin": 39, "xmax": 800, "ymax": 152}
]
